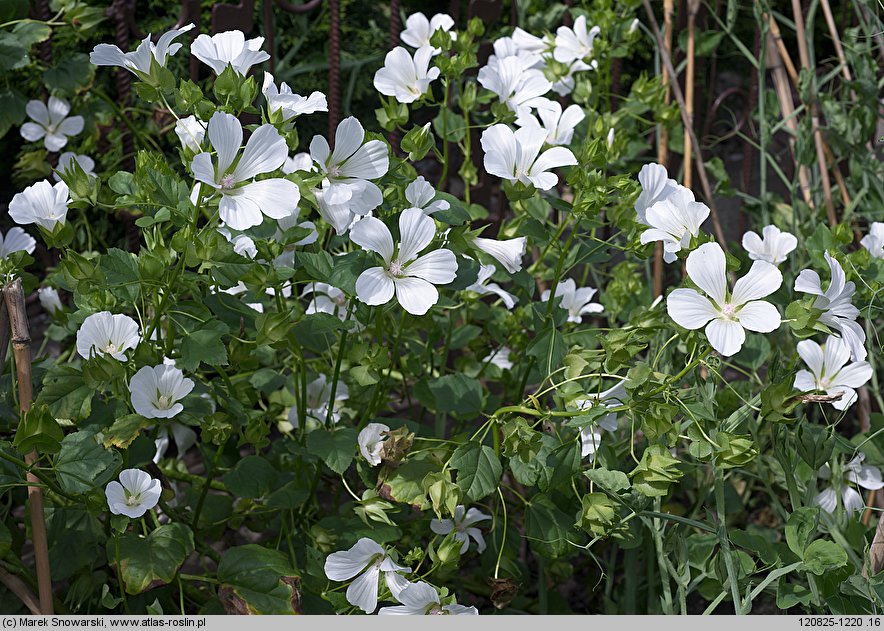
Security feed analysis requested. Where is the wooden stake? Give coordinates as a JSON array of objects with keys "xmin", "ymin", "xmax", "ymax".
[
  {"xmin": 684, "ymin": 0, "xmax": 699, "ymax": 190},
  {"xmin": 654, "ymin": 0, "xmax": 675, "ymax": 299},
  {"xmin": 3, "ymin": 280, "xmax": 53, "ymax": 614}
]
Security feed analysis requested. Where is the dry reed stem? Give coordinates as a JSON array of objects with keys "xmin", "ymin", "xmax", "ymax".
[
  {"xmin": 653, "ymin": 0, "xmax": 675, "ymax": 299},
  {"xmin": 0, "ymin": 567, "xmax": 41, "ymax": 615},
  {"xmin": 684, "ymin": 0, "xmax": 699, "ymax": 190},
  {"xmin": 642, "ymin": 0, "xmax": 728, "ymax": 250},
  {"xmin": 3, "ymin": 281, "xmax": 53, "ymax": 614}
]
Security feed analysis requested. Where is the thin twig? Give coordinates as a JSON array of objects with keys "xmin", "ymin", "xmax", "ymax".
[
  {"xmin": 3, "ymin": 281, "xmax": 53, "ymax": 614},
  {"xmin": 0, "ymin": 567, "xmax": 41, "ymax": 615},
  {"xmin": 641, "ymin": 0, "xmax": 728, "ymax": 249}
]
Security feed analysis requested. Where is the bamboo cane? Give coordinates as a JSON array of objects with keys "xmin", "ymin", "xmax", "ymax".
[
  {"xmin": 819, "ymin": 0, "xmax": 852, "ymax": 84},
  {"xmin": 653, "ymin": 0, "xmax": 675, "ymax": 299},
  {"xmin": 3, "ymin": 280, "xmax": 53, "ymax": 614},
  {"xmin": 642, "ymin": 0, "xmax": 728, "ymax": 250},
  {"xmin": 684, "ymin": 0, "xmax": 699, "ymax": 190},
  {"xmin": 789, "ymin": 0, "xmax": 837, "ymax": 227}
]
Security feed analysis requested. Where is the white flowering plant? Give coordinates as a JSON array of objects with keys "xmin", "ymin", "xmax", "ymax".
[{"xmin": 1, "ymin": 0, "xmax": 884, "ymax": 618}]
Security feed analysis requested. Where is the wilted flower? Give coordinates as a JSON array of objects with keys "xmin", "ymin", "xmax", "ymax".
[
  {"xmin": 76, "ymin": 311, "xmax": 140, "ymax": 361},
  {"xmin": 358, "ymin": 423, "xmax": 390, "ymax": 466},
  {"xmin": 471, "ymin": 235, "xmax": 527, "ymax": 273},
  {"xmin": 542, "ymin": 278, "xmax": 603, "ymax": 323},
  {"xmin": 405, "ymin": 176, "xmax": 449, "ymax": 215},
  {"xmin": 0, "ymin": 227, "xmax": 35, "ymax": 259},
  {"xmin": 174, "ymin": 115, "xmax": 205, "ymax": 153},
  {"xmin": 478, "ymin": 57, "xmax": 550, "ymax": 118},
  {"xmin": 553, "ymin": 16, "xmax": 601, "ymax": 64},
  {"xmin": 860, "ymin": 222, "xmax": 884, "ymax": 259},
  {"xmin": 516, "ymin": 98, "xmax": 585, "ymax": 146},
  {"xmin": 380, "ymin": 581, "xmax": 478, "ymax": 615},
  {"xmin": 129, "ymin": 364, "xmax": 194, "ymax": 419},
  {"xmin": 191, "ymin": 30, "xmax": 269, "ymax": 76},
  {"xmin": 399, "ymin": 12, "xmax": 457, "ymax": 54},
  {"xmin": 351, "ymin": 208, "xmax": 457, "ymax": 316},
  {"xmin": 667, "ymin": 242, "xmax": 782, "ymax": 356},
  {"xmin": 20, "ymin": 97, "xmax": 84, "ymax": 151},
  {"xmin": 309, "ymin": 116, "xmax": 388, "ymax": 206},
  {"xmin": 794, "ymin": 252, "xmax": 866, "ymax": 361},
  {"xmin": 481, "ymin": 124, "xmax": 577, "ymax": 191},
  {"xmin": 191, "ymin": 111, "xmax": 300, "ymax": 230},
  {"xmin": 374, "ymin": 46, "xmax": 440, "ymax": 104},
  {"xmin": 466, "ymin": 264, "xmax": 517, "ymax": 309},
  {"xmin": 634, "ymin": 162, "xmax": 681, "ymax": 225},
  {"xmin": 794, "ymin": 336, "xmax": 872, "ymax": 410},
  {"xmin": 324, "ymin": 537, "xmax": 411, "ymax": 613},
  {"xmin": 105, "ymin": 469, "xmax": 162, "ymax": 519},
  {"xmin": 742, "ymin": 225, "xmax": 797, "ymax": 265},
  {"xmin": 262, "ymin": 72, "xmax": 327, "ymax": 122},
  {"xmin": 287, "ymin": 374, "xmax": 349, "ymax": 427},
  {"xmin": 90, "ymin": 23, "xmax": 194, "ymax": 77},
  {"xmin": 9, "ymin": 180, "xmax": 71, "ymax": 231},
  {"xmin": 639, "ymin": 188, "xmax": 709, "ymax": 263},
  {"xmin": 54, "ymin": 153, "xmax": 96, "ymax": 182},
  {"xmin": 37, "ymin": 287, "xmax": 63, "ymax": 315},
  {"xmin": 430, "ymin": 505, "xmax": 491, "ymax": 554},
  {"xmin": 816, "ymin": 453, "xmax": 883, "ymax": 514}
]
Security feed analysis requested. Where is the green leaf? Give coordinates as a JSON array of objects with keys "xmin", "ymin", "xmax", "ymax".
[
  {"xmin": 43, "ymin": 54, "xmax": 94, "ymax": 93},
  {"xmin": 426, "ymin": 374, "xmax": 484, "ymax": 418},
  {"xmin": 179, "ymin": 322, "xmax": 229, "ymax": 371},
  {"xmin": 803, "ymin": 539, "xmax": 848, "ymax": 575},
  {"xmin": 525, "ymin": 494, "xmax": 575, "ymax": 558},
  {"xmin": 102, "ymin": 415, "xmax": 153, "ymax": 449},
  {"xmin": 306, "ymin": 428, "xmax": 358, "ymax": 474},
  {"xmin": 583, "ymin": 468, "xmax": 631, "ymax": 493},
  {"xmin": 299, "ymin": 250, "xmax": 334, "ymax": 282},
  {"xmin": 36, "ymin": 364, "xmax": 93, "ymax": 421},
  {"xmin": 111, "ymin": 523, "xmax": 195, "ymax": 594},
  {"xmin": 55, "ymin": 430, "xmax": 121, "ymax": 494},
  {"xmin": 217, "ymin": 545, "xmax": 301, "ymax": 614},
  {"xmin": 13, "ymin": 404, "xmax": 63, "ymax": 454},
  {"xmin": 383, "ymin": 458, "xmax": 436, "ymax": 506},
  {"xmin": 450, "ymin": 443, "xmax": 501, "ymax": 501},
  {"xmin": 100, "ymin": 248, "xmax": 141, "ymax": 301},
  {"xmin": 0, "ymin": 89, "xmax": 26, "ymax": 136},
  {"xmin": 786, "ymin": 507, "xmax": 819, "ymax": 557},
  {"xmin": 222, "ymin": 456, "xmax": 279, "ymax": 498}
]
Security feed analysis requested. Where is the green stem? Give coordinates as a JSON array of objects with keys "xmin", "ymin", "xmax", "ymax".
[{"xmin": 714, "ymin": 467, "xmax": 743, "ymax": 613}]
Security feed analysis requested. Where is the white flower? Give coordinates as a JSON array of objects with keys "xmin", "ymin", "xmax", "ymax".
[
  {"xmin": 105, "ymin": 469, "xmax": 162, "ymax": 519},
  {"xmin": 309, "ymin": 116, "xmax": 388, "ymax": 206},
  {"xmin": 76, "ymin": 311, "xmax": 140, "ymax": 361},
  {"xmin": 314, "ymin": 182, "xmax": 382, "ymax": 235},
  {"xmin": 794, "ymin": 252, "xmax": 866, "ymax": 361},
  {"xmin": 90, "ymin": 23, "xmax": 194, "ymax": 76},
  {"xmin": 466, "ymin": 264, "xmax": 517, "ymax": 309},
  {"xmin": 324, "ymin": 538, "xmax": 411, "ymax": 613},
  {"xmin": 549, "ymin": 59, "xmax": 594, "ymax": 97},
  {"xmin": 405, "ymin": 176, "xmax": 449, "ymax": 215},
  {"xmin": 303, "ymin": 282, "xmax": 352, "ymax": 321},
  {"xmin": 374, "ymin": 46, "xmax": 440, "ymax": 104},
  {"xmin": 191, "ymin": 111, "xmax": 300, "ymax": 230},
  {"xmin": 153, "ymin": 423, "xmax": 197, "ymax": 463},
  {"xmin": 480, "ymin": 124, "xmax": 576, "ymax": 191},
  {"xmin": 358, "ymin": 423, "xmax": 390, "ymax": 466},
  {"xmin": 430, "ymin": 505, "xmax": 491, "ymax": 554},
  {"xmin": 478, "ymin": 57, "xmax": 550, "ymax": 118},
  {"xmin": 191, "ymin": 30, "xmax": 269, "ymax": 76},
  {"xmin": 9, "ymin": 180, "xmax": 71, "ymax": 231},
  {"xmin": 794, "ymin": 336, "xmax": 872, "ymax": 410},
  {"xmin": 861, "ymin": 222, "xmax": 884, "ymax": 259},
  {"xmin": 399, "ymin": 12, "xmax": 457, "ymax": 54},
  {"xmin": 542, "ymin": 278, "xmax": 603, "ymax": 323},
  {"xmin": 174, "ymin": 116, "xmax": 205, "ymax": 153},
  {"xmin": 129, "ymin": 364, "xmax": 194, "ymax": 419},
  {"xmin": 515, "ymin": 98, "xmax": 585, "ymax": 146},
  {"xmin": 471, "ymin": 235, "xmax": 527, "ymax": 273},
  {"xmin": 639, "ymin": 188, "xmax": 709, "ymax": 263},
  {"xmin": 283, "ymin": 152, "xmax": 315, "ymax": 175},
  {"xmin": 511, "ymin": 27, "xmax": 554, "ymax": 54},
  {"xmin": 574, "ymin": 381, "xmax": 625, "ymax": 460},
  {"xmin": 20, "ymin": 97, "xmax": 84, "ymax": 152},
  {"xmin": 350, "ymin": 208, "xmax": 457, "ymax": 316},
  {"xmin": 379, "ymin": 581, "xmax": 478, "ymax": 616},
  {"xmin": 634, "ymin": 162, "xmax": 681, "ymax": 225},
  {"xmin": 287, "ymin": 374, "xmax": 349, "ymax": 427},
  {"xmin": 816, "ymin": 453, "xmax": 884, "ymax": 514},
  {"xmin": 262, "ymin": 72, "xmax": 327, "ymax": 122},
  {"xmin": 483, "ymin": 346, "xmax": 513, "ymax": 370},
  {"xmin": 667, "ymin": 242, "xmax": 782, "ymax": 356},
  {"xmin": 217, "ymin": 227, "xmax": 257, "ymax": 259},
  {"xmin": 38, "ymin": 287, "xmax": 63, "ymax": 315},
  {"xmin": 0, "ymin": 227, "xmax": 35, "ymax": 259},
  {"xmin": 553, "ymin": 16, "xmax": 601, "ymax": 64},
  {"xmin": 486, "ymin": 36, "xmax": 543, "ymax": 73},
  {"xmin": 54, "ymin": 153, "xmax": 96, "ymax": 182},
  {"xmin": 742, "ymin": 225, "xmax": 797, "ymax": 265},
  {"xmin": 606, "ymin": 127, "xmax": 615, "ymax": 148},
  {"xmin": 629, "ymin": 18, "xmax": 641, "ymax": 34}
]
